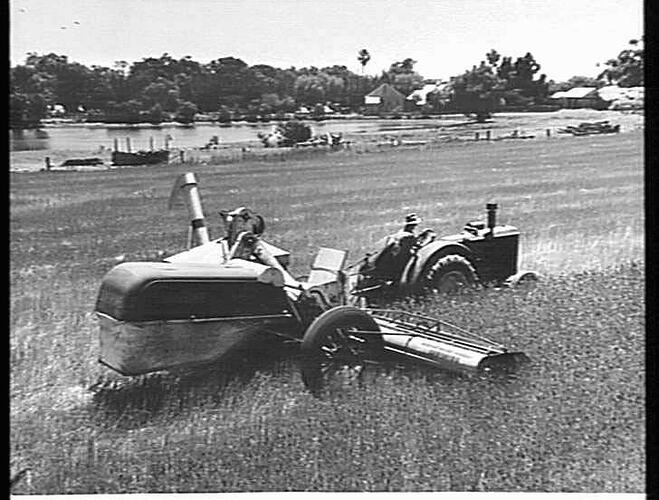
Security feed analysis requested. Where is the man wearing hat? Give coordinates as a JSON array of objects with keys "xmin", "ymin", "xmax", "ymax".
[
  {"xmin": 367, "ymin": 213, "xmax": 428, "ymax": 280},
  {"xmin": 401, "ymin": 212, "xmax": 422, "ymax": 235},
  {"xmin": 385, "ymin": 212, "xmax": 423, "ymax": 257}
]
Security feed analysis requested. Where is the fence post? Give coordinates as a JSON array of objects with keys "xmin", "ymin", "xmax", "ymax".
[
  {"xmin": 45, "ymin": 156, "xmax": 51, "ymax": 171},
  {"xmin": 180, "ymin": 150, "xmax": 185, "ymax": 163},
  {"xmin": 486, "ymin": 130, "xmax": 491, "ymax": 141},
  {"xmin": 546, "ymin": 128, "xmax": 551, "ymax": 138},
  {"xmin": 149, "ymin": 136, "xmax": 154, "ymax": 151},
  {"xmin": 475, "ymin": 132, "xmax": 480, "ymax": 141},
  {"xmin": 126, "ymin": 137, "xmax": 131, "ymax": 153},
  {"xmin": 113, "ymin": 137, "xmax": 119, "ymax": 152}
]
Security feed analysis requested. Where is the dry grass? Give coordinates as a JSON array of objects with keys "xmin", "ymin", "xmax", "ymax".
[{"xmin": 10, "ymin": 129, "xmax": 644, "ymax": 493}]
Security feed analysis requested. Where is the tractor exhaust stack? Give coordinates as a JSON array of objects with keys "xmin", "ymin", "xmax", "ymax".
[{"xmin": 486, "ymin": 203, "xmax": 498, "ymax": 238}]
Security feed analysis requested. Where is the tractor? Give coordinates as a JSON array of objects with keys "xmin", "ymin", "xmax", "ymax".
[
  {"xmin": 348, "ymin": 204, "xmax": 538, "ymax": 301},
  {"xmin": 93, "ymin": 173, "xmax": 531, "ymax": 397}
]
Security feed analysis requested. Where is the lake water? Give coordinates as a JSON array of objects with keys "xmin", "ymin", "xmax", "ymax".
[
  {"xmin": 10, "ymin": 111, "xmax": 644, "ymax": 153},
  {"xmin": 9, "ymin": 119, "xmax": 447, "ymax": 152}
]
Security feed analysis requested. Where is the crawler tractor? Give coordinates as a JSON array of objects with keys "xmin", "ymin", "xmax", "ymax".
[{"xmin": 94, "ymin": 173, "xmax": 530, "ymax": 396}]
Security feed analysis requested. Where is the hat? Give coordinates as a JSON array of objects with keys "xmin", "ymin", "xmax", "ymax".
[{"xmin": 404, "ymin": 213, "xmax": 421, "ymax": 225}]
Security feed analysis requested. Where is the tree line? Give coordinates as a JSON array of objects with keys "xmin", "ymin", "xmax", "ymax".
[
  {"xmin": 444, "ymin": 38, "xmax": 643, "ymax": 122},
  {"xmin": 10, "ymin": 52, "xmax": 389, "ymax": 128},
  {"xmin": 10, "ymin": 40, "xmax": 642, "ymax": 129}
]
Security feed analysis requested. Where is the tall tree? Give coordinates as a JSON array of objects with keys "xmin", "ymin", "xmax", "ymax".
[
  {"xmin": 508, "ymin": 52, "xmax": 548, "ymax": 101},
  {"xmin": 11, "ymin": 54, "xmax": 58, "ymax": 127},
  {"xmin": 598, "ymin": 38, "xmax": 644, "ymax": 87},
  {"xmin": 9, "ymin": 92, "xmax": 48, "ymax": 128},
  {"xmin": 9, "ymin": 50, "xmax": 386, "ymax": 123},
  {"xmin": 389, "ymin": 58, "xmax": 417, "ymax": 74},
  {"xmin": 448, "ymin": 61, "xmax": 503, "ymax": 122},
  {"xmin": 208, "ymin": 56, "xmax": 257, "ymax": 107},
  {"xmin": 486, "ymin": 49, "xmax": 501, "ymax": 67},
  {"xmin": 21, "ymin": 53, "xmax": 94, "ymax": 111},
  {"xmin": 447, "ymin": 49, "xmax": 550, "ymax": 119},
  {"xmin": 357, "ymin": 49, "xmax": 371, "ymax": 75},
  {"xmin": 140, "ymin": 77, "xmax": 180, "ymax": 111},
  {"xmin": 385, "ymin": 58, "xmax": 424, "ymax": 97},
  {"xmin": 357, "ymin": 49, "xmax": 371, "ymax": 76}
]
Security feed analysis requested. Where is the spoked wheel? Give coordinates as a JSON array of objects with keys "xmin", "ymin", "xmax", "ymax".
[
  {"xmin": 300, "ymin": 306, "xmax": 383, "ymax": 397},
  {"xmin": 425, "ymin": 255, "xmax": 477, "ymax": 294}
]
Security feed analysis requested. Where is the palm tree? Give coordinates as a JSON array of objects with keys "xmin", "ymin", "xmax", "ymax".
[
  {"xmin": 356, "ymin": 49, "xmax": 372, "ymax": 112},
  {"xmin": 357, "ymin": 49, "xmax": 371, "ymax": 75}
]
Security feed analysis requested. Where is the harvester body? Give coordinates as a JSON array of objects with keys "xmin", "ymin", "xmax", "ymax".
[
  {"xmin": 94, "ymin": 173, "xmax": 530, "ymax": 395},
  {"xmin": 95, "ymin": 260, "xmax": 298, "ymax": 376}
]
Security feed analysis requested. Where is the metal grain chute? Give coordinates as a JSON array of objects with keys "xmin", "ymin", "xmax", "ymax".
[{"xmin": 168, "ymin": 172, "xmax": 210, "ymax": 248}]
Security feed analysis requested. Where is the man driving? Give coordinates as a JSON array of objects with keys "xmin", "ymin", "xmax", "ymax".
[{"xmin": 365, "ymin": 213, "xmax": 421, "ymax": 279}]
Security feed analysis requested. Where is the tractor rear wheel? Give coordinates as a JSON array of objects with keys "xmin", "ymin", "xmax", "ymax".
[
  {"xmin": 425, "ymin": 255, "xmax": 477, "ymax": 294},
  {"xmin": 300, "ymin": 306, "xmax": 383, "ymax": 397}
]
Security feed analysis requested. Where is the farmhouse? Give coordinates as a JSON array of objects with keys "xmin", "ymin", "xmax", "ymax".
[
  {"xmin": 364, "ymin": 83, "xmax": 405, "ymax": 115},
  {"xmin": 549, "ymin": 87, "xmax": 608, "ymax": 109}
]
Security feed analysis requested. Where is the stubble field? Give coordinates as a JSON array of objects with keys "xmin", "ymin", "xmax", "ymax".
[{"xmin": 10, "ymin": 129, "xmax": 644, "ymax": 493}]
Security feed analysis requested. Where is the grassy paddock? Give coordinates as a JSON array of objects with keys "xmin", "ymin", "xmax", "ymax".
[{"xmin": 10, "ymin": 131, "xmax": 644, "ymax": 493}]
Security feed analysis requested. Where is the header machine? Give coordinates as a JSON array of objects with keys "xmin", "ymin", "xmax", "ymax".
[{"xmin": 94, "ymin": 173, "xmax": 531, "ymax": 396}]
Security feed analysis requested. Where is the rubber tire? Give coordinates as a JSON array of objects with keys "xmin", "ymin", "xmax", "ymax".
[
  {"xmin": 300, "ymin": 306, "xmax": 383, "ymax": 397},
  {"xmin": 424, "ymin": 254, "xmax": 477, "ymax": 294},
  {"xmin": 504, "ymin": 270, "xmax": 540, "ymax": 289}
]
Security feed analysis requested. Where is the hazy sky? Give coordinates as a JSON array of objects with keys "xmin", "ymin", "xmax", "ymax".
[{"xmin": 10, "ymin": 0, "xmax": 643, "ymax": 82}]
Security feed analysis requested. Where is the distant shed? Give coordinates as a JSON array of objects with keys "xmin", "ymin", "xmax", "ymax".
[
  {"xmin": 364, "ymin": 83, "xmax": 405, "ymax": 115},
  {"xmin": 549, "ymin": 87, "xmax": 607, "ymax": 109}
]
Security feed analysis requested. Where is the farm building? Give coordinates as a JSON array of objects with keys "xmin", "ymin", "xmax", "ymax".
[
  {"xmin": 596, "ymin": 85, "xmax": 644, "ymax": 110},
  {"xmin": 548, "ymin": 87, "xmax": 608, "ymax": 109},
  {"xmin": 405, "ymin": 81, "xmax": 450, "ymax": 110},
  {"xmin": 321, "ymin": 104, "xmax": 336, "ymax": 114},
  {"xmin": 47, "ymin": 104, "xmax": 67, "ymax": 116},
  {"xmin": 364, "ymin": 83, "xmax": 405, "ymax": 115},
  {"xmin": 295, "ymin": 106, "xmax": 311, "ymax": 116}
]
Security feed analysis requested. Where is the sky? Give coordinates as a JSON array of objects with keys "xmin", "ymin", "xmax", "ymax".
[{"xmin": 9, "ymin": 0, "xmax": 644, "ymax": 82}]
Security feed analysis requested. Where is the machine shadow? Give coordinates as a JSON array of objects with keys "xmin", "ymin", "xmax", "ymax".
[{"xmin": 89, "ymin": 337, "xmax": 300, "ymax": 430}]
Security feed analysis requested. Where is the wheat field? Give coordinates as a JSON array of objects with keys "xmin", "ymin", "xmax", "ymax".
[{"xmin": 10, "ymin": 129, "xmax": 644, "ymax": 493}]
